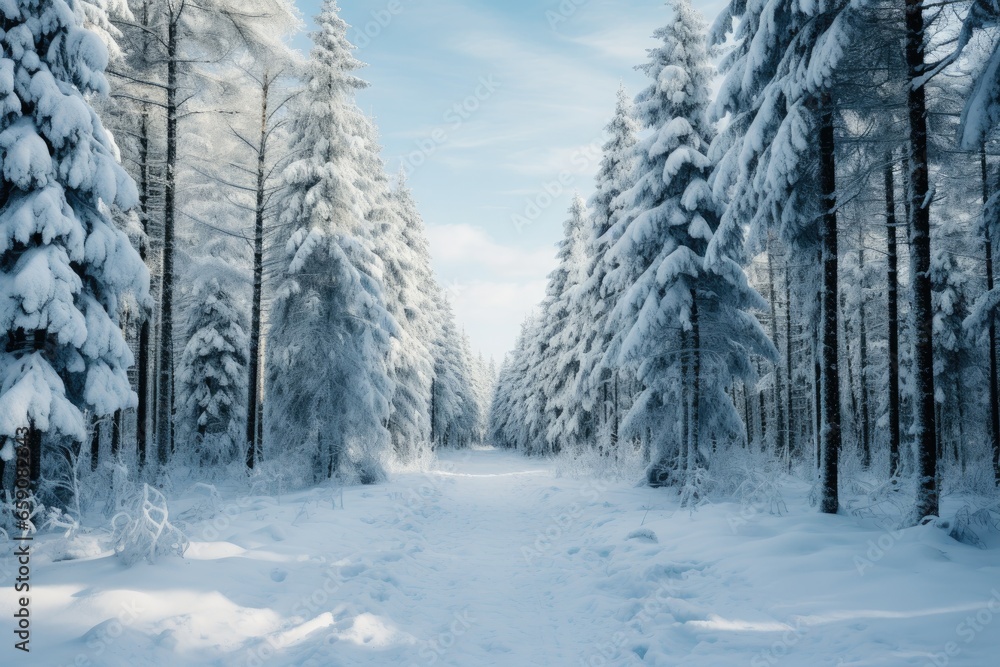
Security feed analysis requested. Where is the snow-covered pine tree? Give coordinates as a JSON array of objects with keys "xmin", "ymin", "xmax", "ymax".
[
  {"xmin": 107, "ymin": 0, "xmax": 302, "ymax": 467},
  {"xmin": 0, "ymin": 0, "xmax": 149, "ymax": 499},
  {"xmin": 606, "ymin": 0, "xmax": 774, "ymax": 488},
  {"xmin": 429, "ymin": 293, "xmax": 479, "ymax": 449},
  {"xmin": 489, "ymin": 316, "xmax": 543, "ymax": 451},
  {"xmin": 470, "ymin": 352, "xmax": 497, "ymax": 442},
  {"xmin": 950, "ymin": 6, "xmax": 1000, "ymax": 485},
  {"xmin": 575, "ymin": 85, "xmax": 639, "ymax": 453},
  {"xmin": 928, "ymin": 219, "xmax": 972, "ymax": 470},
  {"xmin": 177, "ymin": 245, "xmax": 249, "ymax": 468},
  {"xmin": 541, "ymin": 196, "xmax": 590, "ymax": 454},
  {"xmin": 709, "ymin": 0, "xmax": 854, "ymax": 513},
  {"xmin": 455, "ymin": 329, "xmax": 484, "ymax": 444},
  {"xmin": 264, "ymin": 0, "xmax": 394, "ymax": 485},
  {"xmin": 363, "ymin": 160, "xmax": 435, "ymax": 461}
]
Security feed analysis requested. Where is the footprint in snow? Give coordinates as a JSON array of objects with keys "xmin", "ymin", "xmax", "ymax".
[
  {"xmin": 339, "ymin": 563, "xmax": 367, "ymax": 578},
  {"xmin": 270, "ymin": 568, "xmax": 288, "ymax": 583}
]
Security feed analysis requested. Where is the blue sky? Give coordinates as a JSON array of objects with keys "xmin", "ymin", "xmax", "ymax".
[{"xmin": 293, "ymin": 0, "xmax": 725, "ymax": 362}]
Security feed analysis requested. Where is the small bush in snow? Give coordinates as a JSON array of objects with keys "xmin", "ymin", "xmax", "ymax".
[
  {"xmin": 555, "ymin": 441, "xmax": 647, "ymax": 482},
  {"xmin": 111, "ymin": 484, "xmax": 189, "ymax": 566},
  {"xmin": 938, "ymin": 501, "xmax": 1000, "ymax": 549}
]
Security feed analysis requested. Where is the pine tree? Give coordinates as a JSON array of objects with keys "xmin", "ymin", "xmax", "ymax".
[
  {"xmin": 540, "ymin": 196, "xmax": 589, "ymax": 454},
  {"xmin": 429, "ymin": 294, "xmax": 478, "ymax": 449},
  {"xmin": 0, "ymin": 0, "xmax": 149, "ymax": 499},
  {"xmin": 364, "ymin": 162, "xmax": 434, "ymax": 461},
  {"xmin": 264, "ymin": 0, "xmax": 394, "ymax": 485},
  {"xmin": 607, "ymin": 0, "xmax": 773, "ymax": 487},
  {"xmin": 177, "ymin": 247, "xmax": 249, "ymax": 467},
  {"xmin": 710, "ymin": 0, "xmax": 854, "ymax": 513},
  {"xmin": 576, "ymin": 85, "xmax": 639, "ymax": 451}
]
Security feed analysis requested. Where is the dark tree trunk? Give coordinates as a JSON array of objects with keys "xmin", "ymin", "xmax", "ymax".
[
  {"xmin": 843, "ymin": 296, "xmax": 857, "ymax": 451},
  {"xmin": 612, "ymin": 371, "xmax": 619, "ymax": 447},
  {"xmin": 680, "ymin": 330, "xmax": 689, "ymax": 473},
  {"xmin": 857, "ymin": 226, "xmax": 870, "ymax": 468},
  {"xmin": 430, "ymin": 376, "xmax": 437, "ymax": 447},
  {"xmin": 689, "ymin": 296, "xmax": 701, "ymax": 475},
  {"xmin": 905, "ymin": 0, "xmax": 938, "ymax": 520},
  {"xmin": 157, "ymin": 12, "xmax": 179, "ymax": 467},
  {"xmin": 111, "ymin": 409, "xmax": 122, "ymax": 460},
  {"xmin": 90, "ymin": 414, "xmax": 101, "ymax": 472},
  {"xmin": 885, "ymin": 155, "xmax": 901, "ymax": 477},
  {"xmin": 981, "ymin": 148, "xmax": 1000, "ymax": 485},
  {"xmin": 246, "ymin": 72, "xmax": 271, "ymax": 471},
  {"xmin": 759, "ymin": 370, "xmax": 768, "ymax": 450},
  {"xmin": 767, "ymin": 238, "xmax": 787, "ymax": 460},
  {"xmin": 28, "ymin": 422, "xmax": 41, "ymax": 492},
  {"xmin": 743, "ymin": 382, "xmax": 752, "ymax": 448},
  {"xmin": 784, "ymin": 260, "xmax": 795, "ymax": 465},
  {"xmin": 818, "ymin": 96, "xmax": 842, "ymax": 515},
  {"xmin": 136, "ymin": 1, "xmax": 152, "ymax": 471},
  {"xmin": 814, "ymin": 346, "xmax": 822, "ymax": 471}
]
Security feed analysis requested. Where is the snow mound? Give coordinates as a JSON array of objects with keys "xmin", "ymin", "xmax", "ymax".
[{"xmin": 627, "ymin": 527, "xmax": 659, "ymax": 543}]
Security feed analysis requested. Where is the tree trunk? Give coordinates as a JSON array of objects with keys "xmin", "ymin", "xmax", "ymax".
[
  {"xmin": 430, "ymin": 376, "xmax": 437, "ymax": 447},
  {"xmin": 843, "ymin": 295, "xmax": 857, "ymax": 452},
  {"xmin": 612, "ymin": 371, "xmax": 619, "ymax": 448},
  {"xmin": 955, "ymin": 375, "xmax": 965, "ymax": 471},
  {"xmin": 767, "ymin": 238, "xmax": 787, "ymax": 461},
  {"xmin": 246, "ymin": 72, "xmax": 271, "ymax": 471},
  {"xmin": 905, "ymin": 0, "xmax": 938, "ymax": 521},
  {"xmin": 136, "ymin": 1, "xmax": 153, "ymax": 471},
  {"xmin": 818, "ymin": 95, "xmax": 842, "ymax": 515},
  {"xmin": 680, "ymin": 329, "xmax": 689, "ymax": 473},
  {"xmin": 981, "ymin": 147, "xmax": 1000, "ymax": 485},
  {"xmin": 784, "ymin": 259, "xmax": 795, "ymax": 465},
  {"xmin": 90, "ymin": 414, "xmax": 101, "ymax": 472},
  {"xmin": 157, "ymin": 11, "xmax": 179, "ymax": 467},
  {"xmin": 111, "ymin": 409, "xmax": 122, "ymax": 460},
  {"xmin": 857, "ymin": 225, "xmax": 870, "ymax": 468},
  {"xmin": 689, "ymin": 295, "xmax": 701, "ymax": 476},
  {"xmin": 885, "ymin": 155, "xmax": 901, "ymax": 477},
  {"xmin": 814, "ymin": 342, "xmax": 821, "ymax": 471},
  {"xmin": 743, "ymin": 382, "xmax": 752, "ymax": 448},
  {"xmin": 759, "ymin": 370, "xmax": 768, "ymax": 450}
]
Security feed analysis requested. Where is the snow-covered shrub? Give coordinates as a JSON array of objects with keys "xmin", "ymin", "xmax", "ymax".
[
  {"xmin": 937, "ymin": 501, "xmax": 1000, "ymax": 549},
  {"xmin": 39, "ymin": 444, "xmax": 87, "ymax": 520},
  {"xmin": 0, "ymin": 490, "xmax": 44, "ymax": 537},
  {"xmin": 555, "ymin": 440, "xmax": 647, "ymax": 482},
  {"xmin": 678, "ymin": 467, "xmax": 713, "ymax": 512},
  {"xmin": 844, "ymin": 477, "xmax": 911, "ymax": 524},
  {"xmin": 247, "ymin": 462, "xmax": 288, "ymax": 500},
  {"xmin": 176, "ymin": 483, "xmax": 223, "ymax": 523},
  {"xmin": 111, "ymin": 484, "xmax": 189, "ymax": 566}
]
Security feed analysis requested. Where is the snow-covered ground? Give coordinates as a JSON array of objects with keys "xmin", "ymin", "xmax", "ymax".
[{"xmin": 2, "ymin": 448, "xmax": 999, "ymax": 666}]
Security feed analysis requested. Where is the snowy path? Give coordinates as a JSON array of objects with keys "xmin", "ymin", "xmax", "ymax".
[{"xmin": 3, "ymin": 448, "xmax": 1000, "ymax": 666}]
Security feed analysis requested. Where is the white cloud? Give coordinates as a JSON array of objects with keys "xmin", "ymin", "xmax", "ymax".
[
  {"xmin": 425, "ymin": 223, "xmax": 556, "ymax": 359},
  {"xmin": 426, "ymin": 223, "xmax": 557, "ymax": 279},
  {"xmin": 445, "ymin": 279, "xmax": 548, "ymax": 363}
]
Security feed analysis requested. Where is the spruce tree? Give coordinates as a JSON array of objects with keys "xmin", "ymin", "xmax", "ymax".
[
  {"xmin": 264, "ymin": 0, "xmax": 394, "ymax": 484},
  {"xmin": 0, "ymin": 0, "xmax": 149, "ymax": 498}
]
